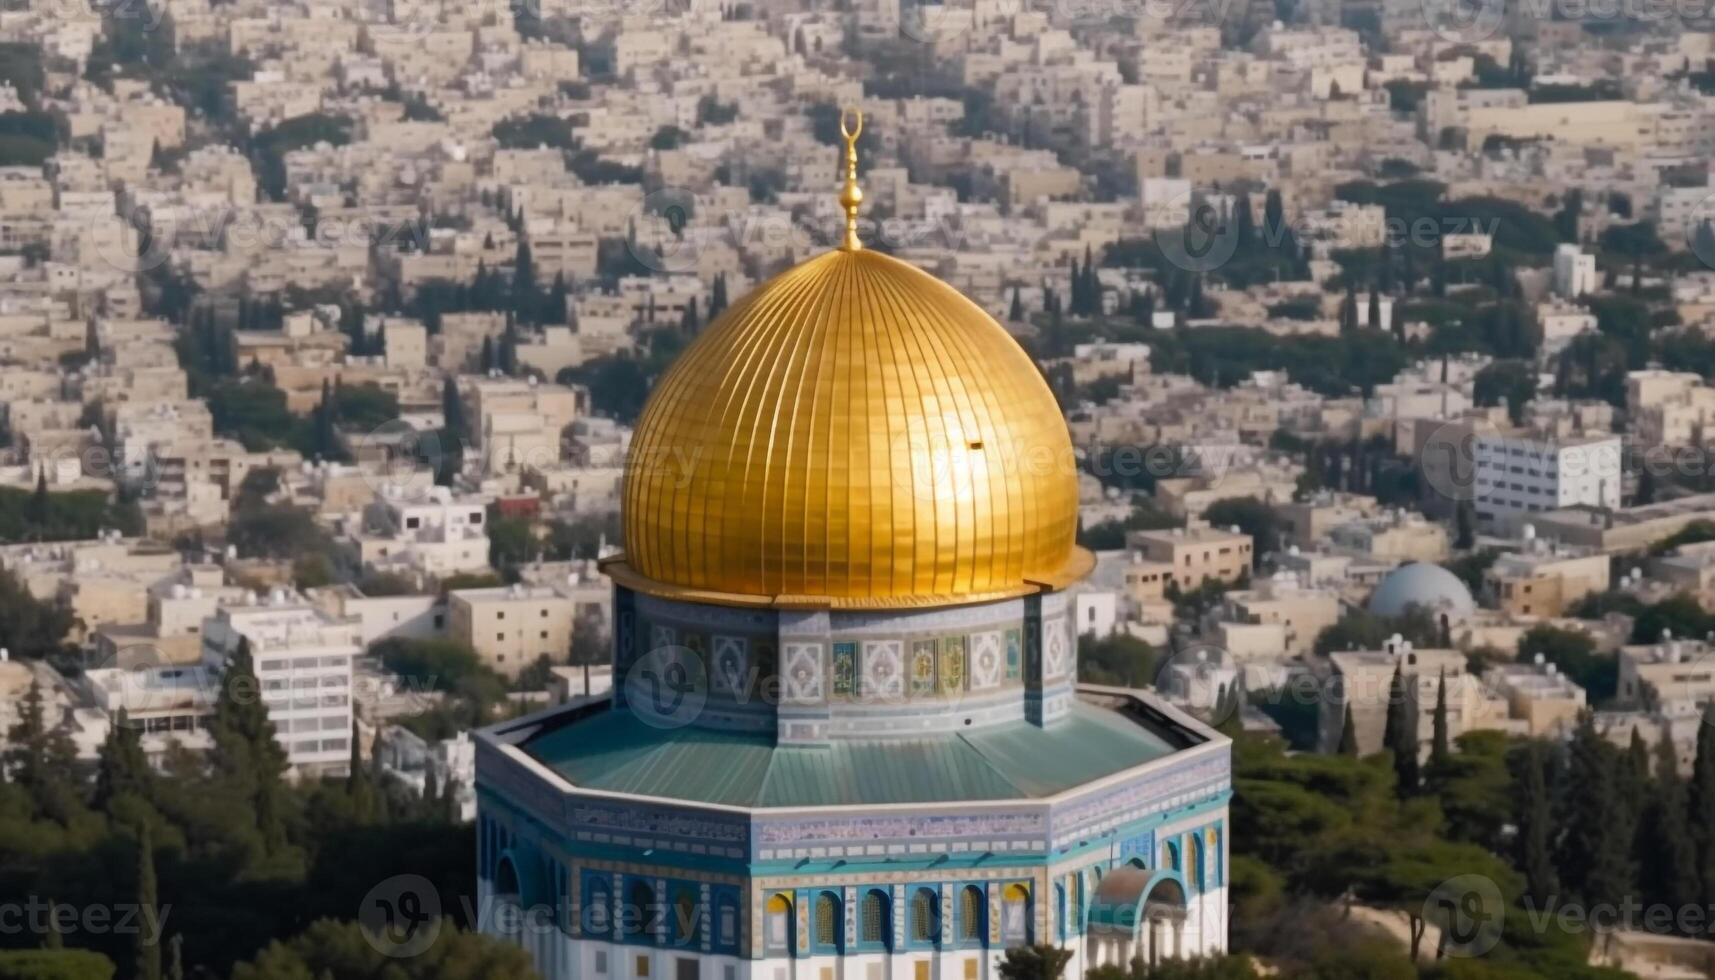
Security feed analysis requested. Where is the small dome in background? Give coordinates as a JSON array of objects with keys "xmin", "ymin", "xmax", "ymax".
[{"xmin": 1367, "ymin": 561, "xmax": 1476, "ymax": 619}]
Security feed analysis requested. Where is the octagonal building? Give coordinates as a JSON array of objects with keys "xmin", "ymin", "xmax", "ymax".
[{"xmin": 474, "ymin": 115, "xmax": 1232, "ymax": 980}]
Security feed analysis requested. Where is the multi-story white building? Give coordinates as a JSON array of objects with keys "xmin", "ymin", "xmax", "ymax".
[
  {"xmin": 1472, "ymin": 431, "xmax": 1622, "ymax": 529},
  {"xmin": 201, "ymin": 593, "xmax": 361, "ymax": 775},
  {"xmin": 1552, "ymin": 243, "xmax": 1597, "ymax": 299},
  {"xmin": 349, "ymin": 485, "xmax": 491, "ymax": 578}
]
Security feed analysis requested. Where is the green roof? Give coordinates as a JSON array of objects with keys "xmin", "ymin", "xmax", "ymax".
[{"xmin": 520, "ymin": 701, "xmax": 1179, "ymax": 808}]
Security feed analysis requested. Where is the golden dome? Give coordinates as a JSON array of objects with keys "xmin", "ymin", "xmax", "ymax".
[
  {"xmin": 613, "ymin": 246, "xmax": 1087, "ymax": 609},
  {"xmin": 610, "ymin": 110, "xmax": 1087, "ymax": 609}
]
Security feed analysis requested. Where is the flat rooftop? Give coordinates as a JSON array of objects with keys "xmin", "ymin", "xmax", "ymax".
[{"xmin": 517, "ymin": 694, "xmax": 1191, "ymax": 808}]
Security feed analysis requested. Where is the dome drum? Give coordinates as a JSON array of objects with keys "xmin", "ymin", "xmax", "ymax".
[{"xmin": 611, "ymin": 582, "xmax": 1083, "ymax": 744}]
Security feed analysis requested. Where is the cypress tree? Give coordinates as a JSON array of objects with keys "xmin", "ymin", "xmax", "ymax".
[
  {"xmin": 1691, "ymin": 703, "xmax": 1715, "ymax": 907},
  {"xmin": 709, "ymin": 273, "xmax": 728, "ymax": 318},
  {"xmin": 1642, "ymin": 730, "xmax": 1699, "ymax": 926},
  {"xmin": 1337, "ymin": 703, "xmax": 1358, "ymax": 756},
  {"xmin": 1559, "ymin": 713, "xmax": 1633, "ymax": 906},
  {"xmin": 1622, "ymin": 727, "xmax": 1652, "ymax": 843},
  {"xmin": 94, "ymin": 708, "xmax": 152, "ymax": 815},
  {"xmin": 1339, "ymin": 286, "xmax": 1357, "ymax": 334},
  {"xmin": 1366, "ymin": 288, "xmax": 1381, "ymax": 330},
  {"xmin": 1516, "ymin": 742, "xmax": 1558, "ymax": 904},
  {"xmin": 1385, "ymin": 664, "xmax": 1419, "ymax": 794},
  {"xmin": 210, "ymin": 636, "xmax": 288, "ymax": 852},
  {"xmin": 347, "ymin": 720, "xmax": 376, "ymax": 823},
  {"xmin": 479, "ymin": 335, "xmax": 496, "ymax": 373},
  {"xmin": 1429, "ymin": 669, "xmax": 1451, "ymax": 777},
  {"xmin": 135, "ymin": 826, "xmax": 162, "ymax": 980},
  {"xmin": 1009, "ymin": 287, "xmax": 1023, "ymax": 322}
]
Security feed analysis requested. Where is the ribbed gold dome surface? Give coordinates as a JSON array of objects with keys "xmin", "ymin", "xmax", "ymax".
[{"xmin": 616, "ymin": 248, "xmax": 1085, "ymax": 609}]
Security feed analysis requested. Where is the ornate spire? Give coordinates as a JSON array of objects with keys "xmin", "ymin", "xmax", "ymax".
[{"xmin": 838, "ymin": 107, "xmax": 864, "ymax": 251}]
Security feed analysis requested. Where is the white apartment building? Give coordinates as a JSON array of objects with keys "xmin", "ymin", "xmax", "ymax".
[
  {"xmin": 201, "ymin": 593, "xmax": 361, "ymax": 775},
  {"xmin": 1472, "ymin": 431, "xmax": 1622, "ymax": 529},
  {"xmin": 350, "ymin": 485, "xmax": 491, "ymax": 578},
  {"xmin": 1552, "ymin": 244, "xmax": 1597, "ymax": 299}
]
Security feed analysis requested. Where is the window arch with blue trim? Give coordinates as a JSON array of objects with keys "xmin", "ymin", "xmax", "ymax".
[
  {"xmin": 813, "ymin": 891, "xmax": 843, "ymax": 953},
  {"xmin": 1054, "ymin": 884, "xmax": 1066, "ymax": 941},
  {"xmin": 1001, "ymin": 883, "xmax": 1030, "ymax": 947},
  {"xmin": 671, "ymin": 884, "xmax": 701, "ymax": 946},
  {"xmin": 626, "ymin": 879, "xmax": 657, "ymax": 941},
  {"xmin": 908, "ymin": 887, "xmax": 939, "ymax": 946},
  {"xmin": 1167, "ymin": 840, "xmax": 1182, "ymax": 873},
  {"xmin": 858, "ymin": 889, "xmax": 891, "ymax": 950},
  {"xmin": 1192, "ymin": 834, "xmax": 1207, "ymax": 893},
  {"xmin": 765, "ymin": 893, "xmax": 794, "ymax": 954},
  {"xmin": 956, "ymin": 885, "xmax": 985, "ymax": 945}
]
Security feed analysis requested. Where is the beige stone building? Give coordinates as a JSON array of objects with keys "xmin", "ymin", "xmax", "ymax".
[
  {"xmin": 1485, "ymin": 548, "xmax": 1610, "ymax": 619},
  {"xmin": 447, "ymin": 583, "xmax": 577, "ymax": 678},
  {"xmin": 1127, "ymin": 523, "xmax": 1253, "ymax": 590}
]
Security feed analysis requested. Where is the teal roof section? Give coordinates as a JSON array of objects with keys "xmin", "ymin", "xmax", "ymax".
[{"xmin": 520, "ymin": 700, "xmax": 1179, "ymax": 808}]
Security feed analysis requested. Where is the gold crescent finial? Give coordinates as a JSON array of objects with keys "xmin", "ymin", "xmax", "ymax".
[{"xmin": 838, "ymin": 106, "xmax": 864, "ymax": 251}]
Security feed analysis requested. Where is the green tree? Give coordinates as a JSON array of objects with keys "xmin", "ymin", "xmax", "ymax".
[
  {"xmin": 1337, "ymin": 703, "xmax": 1358, "ymax": 756},
  {"xmin": 134, "ymin": 826, "xmax": 162, "ymax": 980},
  {"xmin": 5, "ymin": 679, "xmax": 82, "ymax": 821},
  {"xmin": 1385, "ymin": 664, "xmax": 1419, "ymax": 794},
  {"xmin": 93, "ymin": 709, "xmax": 152, "ymax": 817},
  {"xmin": 346, "ymin": 720, "xmax": 377, "ymax": 824},
  {"xmin": 209, "ymin": 637, "xmax": 289, "ymax": 853},
  {"xmin": 229, "ymin": 919, "xmax": 536, "ymax": 980},
  {"xmin": 1692, "ymin": 702, "xmax": 1715, "ymax": 908},
  {"xmin": 1427, "ymin": 669, "xmax": 1451, "ymax": 779},
  {"xmin": 1641, "ymin": 730, "xmax": 1699, "ymax": 926},
  {"xmin": 0, "ymin": 950, "xmax": 117, "ymax": 980},
  {"xmin": 1515, "ymin": 741, "xmax": 1558, "ymax": 904},
  {"xmin": 996, "ymin": 945, "xmax": 1073, "ymax": 980},
  {"xmin": 1558, "ymin": 713, "xmax": 1633, "ymax": 906}
]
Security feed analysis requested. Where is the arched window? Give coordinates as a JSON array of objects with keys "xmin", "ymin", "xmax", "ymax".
[
  {"xmin": 1001, "ymin": 884, "xmax": 1030, "ymax": 947},
  {"xmin": 1167, "ymin": 841, "xmax": 1182, "ymax": 872},
  {"xmin": 585, "ymin": 877, "xmax": 612, "ymax": 937},
  {"xmin": 1193, "ymin": 834, "xmax": 1207, "ymax": 893},
  {"xmin": 860, "ymin": 890, "xmax": 890, "ymax": 947},
  {"xmin": 1069, "ymin": 873, "xmax": 1082, "ymax": 933},
  {"xmin": 765, "ymin": 894, "xmax": 793, "ymax": 953},
  {"xmin": 815, "ymin": 892, "xmax": 841, "ymax": 950},
  {"xmin": 957, "ymin": 885, "xmax": 984, "ymax": 943},
  {"xmin": 1054, "ymin": 884, "xmax": 1066, "ymax": 940},
  {"xmin": 628, "ymin": 880, "xmax": 656, "ymax": 940},
  {"xmin": 673, "ymin": 886, "xmax": 700, "ymax": 945},
  {"xmin": 910, "ymin": 888, "xmax": 938, "ymax": 943}
]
